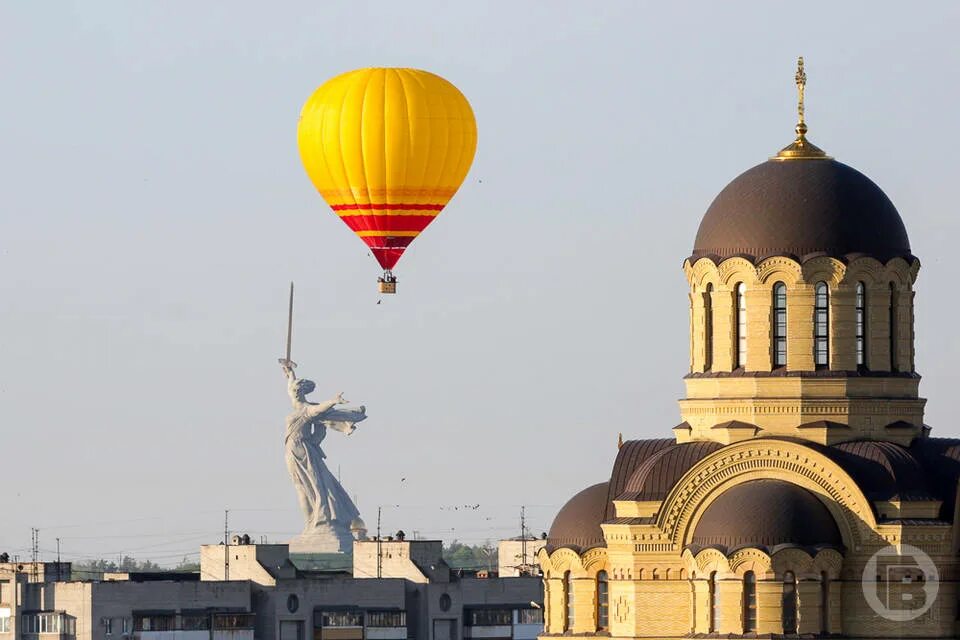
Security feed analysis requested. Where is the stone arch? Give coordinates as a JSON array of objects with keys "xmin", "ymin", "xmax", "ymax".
[
  {"xmin": 842, "ymin": 256, "xmax": 885, "ymax": 286},
  {"xmin": 686, "ymin": 258, "xmax": 721, "ymax": 290},
  {"xmin": 718, "ymin": 258, "xmax": 759, "ymax": 287},
  {"xmin": 543, "ymin": 547, "xmax": 588, "ymax": 577},
  {"xmin": 801, "ymin": 256, "xmax": 846, "ymax": 288},
  {"xmin": 770, "ymin": 547, "xmax": 814, "ymax": 577},
  {"xmin": 691, "ymin": 547, "xmax": 729, "ymax": 577},
  {"xmin": 581, "ymin": 548, "xmax": 609, "ymax": 576},
  {"xmin": 810, "ymin": 548, "xmax": 843, "ymax": 579},
  {"xmin": 756, "ymin": 256, "xmax": 803, "ymax": 286},
  {"xmin": 884, "ymin": 257, "xmax": 916, "ymax": 286},
  {"xmin": 656, "ymin": 439, "xmax": 876, "ymax": 553},
  {"xmin": 728, "ymin": 548, "xmax": 773, "ymax": 578}
]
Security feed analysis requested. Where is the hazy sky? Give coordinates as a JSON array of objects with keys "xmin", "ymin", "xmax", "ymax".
[{"xmin": 2, "ymin": 1, "xmax": 958, "ymax": 566}]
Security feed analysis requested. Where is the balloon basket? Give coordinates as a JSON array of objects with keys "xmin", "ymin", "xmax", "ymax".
[{"xmin": 378, "ymin": 272, "xmax": 397, "ymax": 294}]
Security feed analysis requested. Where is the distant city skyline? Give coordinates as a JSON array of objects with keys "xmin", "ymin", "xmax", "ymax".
[{"xmin": 1, "ymin": 1, "xmax": 958, "ymax": 565}]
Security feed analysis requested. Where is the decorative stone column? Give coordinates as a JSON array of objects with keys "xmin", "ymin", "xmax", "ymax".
[
  {"xmin": 716, "ymin": 577, "xmax": 744, "ymax": 634},
  {"xmin": 744, "ymin": 285, "xmax": 772, "ymax": 371},
  {"xmin": 867, "ymin": 284, "xmax": 891, "ymax": 371},
  {"xmin": 893, "ymin": 288, "xmax": 914, "ymax": 372},
  {"xmin": 830, "ymin": 286, "xmax": 858, "ymax": 371},
  {"xmin": 787, "ymin": 285, "xmax": 816, "ymax": 371},
  {"xmin": 713, "ymin": 286, "xmax": 735, "ymax": 371},
  {"xmin": 755, "ymin": 578, "xmax": 784, "ymax": 634},
  {"xmin": 691, "ymin": 578, "xmax": 711, "ymax": 633},
  {"xmin": 796, "ymin": 579, "xmax": 822, "ymax": 634},
  {"xmin": 571, "ymin": 577, "xmax": 596, "ymax": 633},
  {"xmin": 690, "ymin": 290, "xmax": 707, "ymax": 373}
]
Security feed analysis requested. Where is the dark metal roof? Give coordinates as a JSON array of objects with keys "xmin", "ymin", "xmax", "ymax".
[
  {"xmin": 910, "ymin": 438, "xmax": 960, "ymax": 521},
  {"xmin": 546, "ymin": 439, "xmax": 673, "ymax": 553},
  {"xmin": 824, "ymin": 440, "xmax": 933, "ymax": 501},
  {"xmin": 545, "ymin": 482, "xmax": 609, "ymax": 554},
  {"xmin": 619, "ymin": 441, "xmax": 723, "ymax": 501},
  {"xmin": 691, "ymin": 479, "xmax": 843, "ymax": 552},
  {"xmin": 691, "ymin": 159, "xmax": 912, "ymax": 264},
  {"xmin": 602, "ymin": 439, "xmax": 675, "ymax": 520}
]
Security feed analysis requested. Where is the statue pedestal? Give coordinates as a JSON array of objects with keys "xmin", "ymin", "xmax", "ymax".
[{"xmin": 289, "ymin": 524, "xmax": 354, "ymax": 554}]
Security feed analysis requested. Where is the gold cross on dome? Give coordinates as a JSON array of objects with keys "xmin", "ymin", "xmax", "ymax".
[{"xmin": 795, "ymin": 56, "xmax": 806, "ymax": 126}]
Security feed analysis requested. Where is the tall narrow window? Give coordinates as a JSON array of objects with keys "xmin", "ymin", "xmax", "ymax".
[
  {"xmin": 889, "ymin": 283, "xmax": 898, "ymax": 372},
  {"xmin": 565, "ymin": 571, "xmax": 574, "ymax": 631},
  {"xmin": 709, "ymin": 571, "xmax": 719, "ymax": 633},
  {"xmin": 736, "ymin": 283, "xmax": 747, "ymax": 369},
  {"xmin": 743, "ymin": 572, "xmax": 757, "ymax": 632},
  {"xmin": 856, "ymin": 282, "xmax": 866, "ymax": 367},
  {"xmin": 820, "ymin": 571, "xmax": 830, "ymax": 633},
  {"xmin": 814, "ymin": 282, "xmax": 829, "ymax": 366},
  {"xmin": 704, "ymin": 284, "xmax": 714, "ymax": 371},
  {"xmin": 782, "ymin": 571, "xmax": 798, "ymax": 633},
  {"xmin": 597, "ymin": 571, "xmax": 609, "ymax": 630},
  {"xmin": 773, "ymin": 283, "xmax": 788, "ymax": 367}
]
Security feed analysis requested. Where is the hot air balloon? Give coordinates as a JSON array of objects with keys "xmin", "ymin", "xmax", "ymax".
[{"xmin": 297, "ymin": 68, "xmax": 478, "ymax": 293}]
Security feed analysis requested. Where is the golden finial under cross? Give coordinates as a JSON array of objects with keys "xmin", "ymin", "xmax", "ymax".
[
  {"xmin": 795, "ymin": 56, "xmax": 806, "ymax": 126},
  {"xmin": 774, "ymin": 55, "xmax": 829, "ymax": 160}
]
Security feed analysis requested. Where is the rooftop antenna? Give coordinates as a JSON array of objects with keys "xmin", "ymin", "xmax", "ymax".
[
  {"xmin": 520, "ymin": 506, "xmax": 528, "ymax": 576},
  {"xmin": 56, "ymin": 538, "xmax": 61, "ymax": 581},
  {"xmin": 377, "ymin": 506, "xmax": 382, "ymax": 578},
  {"xmin": 223, "ymin": 509, "xmax": 230, "ymax": 581},
  {"xmin": 30, "ymin": 528, "xmax": 39, "ymax": 582}
]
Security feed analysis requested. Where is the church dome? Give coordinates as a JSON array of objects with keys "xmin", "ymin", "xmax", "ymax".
[
  {"xmin": 691, "ymin": 159, "xmax": 911, "ymax": 264},
  {"xmin": 691, "ymin": 479, "xmax": 842, "ymax": 552},
  {"xmin": 546, "ymin": 482, "xmax": 608, "ymax": 553}
]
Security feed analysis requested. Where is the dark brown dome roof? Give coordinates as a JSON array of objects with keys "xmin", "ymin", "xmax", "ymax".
[
  {"xmin": 546, "ymin": 482, "xmax": 609, "ymax": 553},
  {"xmin": 691, "ymin": 159, "xmax": 911, "ymax": 264},
  {"xmin": 691, "ymin": 479, "xmax": 842, "ymax": 552},
  {"xmin": 619, "ymin": 441, "xmax": 723, "ymax": 501},
  {"xmin": 826, "ymin": 440, "xmax": 932, "ymax": 502}
]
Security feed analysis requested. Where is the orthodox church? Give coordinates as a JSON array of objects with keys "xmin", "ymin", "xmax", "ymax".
[{"xmin": 537, "ymin": 60, "xmax": 959, "ymax": 638}]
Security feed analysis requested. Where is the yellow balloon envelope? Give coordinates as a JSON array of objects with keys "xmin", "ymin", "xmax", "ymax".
[{"xmin": 297, "ymin": 68, "xmax": 477, "ymax": 277}]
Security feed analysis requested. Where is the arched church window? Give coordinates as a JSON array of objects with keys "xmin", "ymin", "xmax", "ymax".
[
  {"xmin": 856, "ymin": 282, "xmax": 866, "ymax": 367},
  {"xmin": 782, "ymin": 571, "xmax": 798, "ymax": 633},
  {"xmin": 704, "ymin": 284, "xmax": 714, "ymax": 371},
  {"xmin": 596, "ymin": 571, "xmax": 609, "ymax": 630},
  {"xmin": 820, "ymin": 571, "xmax": 830, "ymax": 633},
  {"xmin": 565, "ymin": 571, "xmax": 574, "ymax": 631},
  {"xmin": 814, "ymin": 282, "xmax": 829, "ymax": 366},
  {"xmin": 709, "ymin": 571, "xmax": 719, "ymax": 633},
  {"xmin": 736, "ymin": 283, "xmax": 747, "ymax": 369},
  {"xmin": 743, "ymin": 571, "xmax": 757, "ymax": 633},
  {"xmin": 773, "ymin": 283, "xmax": 788, "ymax": 367},
  {"xmin": 889, "ymin": 282, "xmax": 898, "ymax": 372}
]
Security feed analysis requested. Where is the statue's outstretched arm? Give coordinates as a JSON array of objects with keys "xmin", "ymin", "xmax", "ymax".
[{"xmin": 306, "ymin": 393, "xmax": 346, "ymax": 417}]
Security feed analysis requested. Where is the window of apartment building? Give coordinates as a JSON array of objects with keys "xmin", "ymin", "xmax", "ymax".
[
  {"xmin": 214, "ymin": 613, "xmax": 255, "ymax": 630},
  {"xmin": 0, "ymin": 612, "xmax": 10, "ymax": 634},
  {"xmin": 465, "ymin": 608, "xmax": 512, "ymax": 626},
  {"xmin": 318, "ymin": 611, "xmax": 363, "ymax": 628},
  {"xmin": 21, "ymin": 612, "xmax": 76, "ymax": 635},
  {"xmin": 182, "ymin": 614, "xmax": 211, "ymax": 631},
  {"xmin": 366, "ymin": 611, "xmax": 406, "ymax": 628},
  {"xmin": 103, "ymin": 617, "xmax": 113, "ymax": 635},
  {"xmin": 134, "ymin": 613, "xmax": 175, "ymax": 632},
  {"xmin": 518, "ymin": 608, "xmax": 543, "ymax": 624}
]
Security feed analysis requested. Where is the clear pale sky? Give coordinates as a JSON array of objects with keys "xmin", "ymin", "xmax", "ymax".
[{"xmin": 2, "ymin": 1, "xmax": 958, "ymax": 566}]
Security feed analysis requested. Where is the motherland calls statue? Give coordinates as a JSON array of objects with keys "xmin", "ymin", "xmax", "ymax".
[{"xmin": 279, "ymin": 284, "xmax": 368, "ymax": 553}]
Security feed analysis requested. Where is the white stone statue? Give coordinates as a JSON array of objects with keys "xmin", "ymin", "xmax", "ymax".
[{"xmin": 281, "ymin": 361, "xmax": 367, "ymax": 553}]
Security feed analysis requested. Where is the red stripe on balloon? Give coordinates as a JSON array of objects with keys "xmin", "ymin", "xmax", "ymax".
[
  {"xmin": 331, "ymin": 203, "xmax": 445, "ymax": 211},
  {"xmin": 340, "ymin": 215, "xmax": 437, "ymax": 234}
]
